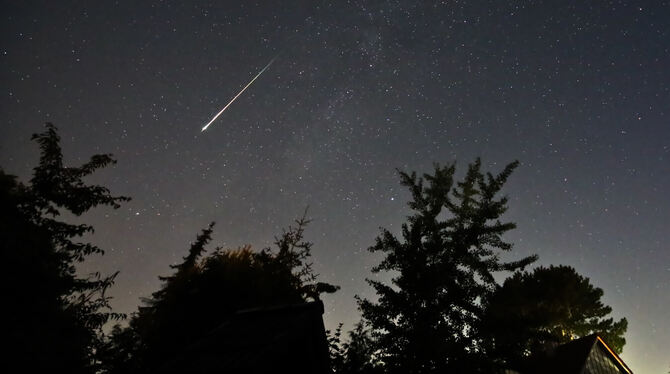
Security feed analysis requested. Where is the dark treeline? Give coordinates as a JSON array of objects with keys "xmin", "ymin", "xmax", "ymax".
[
  {"xmin": 2, "ymin": 124, "xmax": 627, "ymax": 373},
  {"xmin": 2, "ymin": 124, "xmax": 129, "ymax": 374}
]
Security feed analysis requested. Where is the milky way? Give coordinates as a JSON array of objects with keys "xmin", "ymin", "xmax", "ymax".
[{"xmin": 1, "ymin": 2, "xmax": 668, "ymax": 372}]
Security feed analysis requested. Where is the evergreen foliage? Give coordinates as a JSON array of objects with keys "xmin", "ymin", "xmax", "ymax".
[
  {"xmin": 102, "ymin": 213, "xmax": 338, "ymax": 373},
  {"xmin": 1, "ymin": 123, "xmax": 129, "ymax": 373},
  {"xmin": 329, "ymin": 321, "xmax": 383, "ymax": 374},
  {"xmin": 357, "ymin": 159, "xmax": 537, "ymax": 373},
  {"xmin": 2, "ymin": 125, "xmax": 631, "ymax": 373},
  {"xmin": 481, "ymin": 264, "xmax": 628, "ymax": 367}
]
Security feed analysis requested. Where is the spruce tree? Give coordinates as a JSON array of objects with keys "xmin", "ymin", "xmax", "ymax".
[{"xmin": 357, "ymin": 159, "xmax": 536, "ymax": 373}]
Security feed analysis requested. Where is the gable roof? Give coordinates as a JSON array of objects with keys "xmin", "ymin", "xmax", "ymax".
[
  {"xmin": 159, "ymin": 300, "xmax": 331, "ymax": 374},
  {"xmin": 586, "ymin": 336, "xmax": 633, "ymax": 374},
  {"xmin": 521, "ymin": 334, "xmax": 633, "ymax": 374}
]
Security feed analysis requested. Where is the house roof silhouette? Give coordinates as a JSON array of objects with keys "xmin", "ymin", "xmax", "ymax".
[
  {"xmin": 159, "ymin": 300, "xmax": 330, "ymax": 374},
  {"xmin": 516, "ymin": 334, "xmax": 633, "ymax": 374}
]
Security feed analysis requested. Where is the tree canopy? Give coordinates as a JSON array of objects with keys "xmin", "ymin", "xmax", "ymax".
[
  {"xmin": 2, "ymin": 123, "xmax": 129, "ymax": 374},
  {"xmin": 2, "ymin": 124, "xmax": 631, "ymax": 373},
  {"xmin": 101, "ymin": 213, "xmax": 339, "ymax": 373},
  {"xmin": 356, "ymin": 159, "xmax": 537, "ymax": 373},
  {"xmin": 329, "ymin": 321, "xmax": 383, "ymax": 374},
  {"xmin": 480, "ymin": 265, "xmax": 628, "ymax": 368}
]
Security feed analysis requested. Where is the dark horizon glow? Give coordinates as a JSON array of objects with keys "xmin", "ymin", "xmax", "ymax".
[{"xmin": 1, "ymin": 1, "xmax": 668, "ymax": 373}]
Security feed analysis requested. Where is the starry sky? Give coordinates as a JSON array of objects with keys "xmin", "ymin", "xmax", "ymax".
[{"xmin": 1, "ymin": 1, "xmax": 668, "ymax": 372}]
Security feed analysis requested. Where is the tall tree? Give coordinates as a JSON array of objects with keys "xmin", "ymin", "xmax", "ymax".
[
  {"xmin": 102, "ymin": 213, "xmax": 338, "ymax": 373},
  {"xmin": 1, "ymin": 123, "xmax": 129, "ymax": 374},
  {"xmin": 480, "ymin": 265, "xmax": 628, "ymax": 368},
  {"xmin": 357, "ymin": 159, "xmax": 537, "ymax": 373}
]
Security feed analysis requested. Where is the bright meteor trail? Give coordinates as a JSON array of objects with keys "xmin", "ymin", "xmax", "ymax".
[{"xmin": 201, "ymin": 55, "xmax": 278, "ymax": 132}]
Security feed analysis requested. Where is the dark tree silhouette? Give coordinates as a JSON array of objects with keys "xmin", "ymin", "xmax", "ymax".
[
  {"xmin": 101, "ymin": 213, "xmax": 338, "ymax": 373},
  {"xmin": 357, "ymin": 159, "xmax": 537, "ymax": 373},
  {"xmin": 328, "ymin": 321, "xmax": 382, "ymax": 374},
  {"xmin": 1, "ymin": 123, "xmax": 129, "ymax": 374},
  {"xmin": 480, "ymin": 265, "xmax": 628, "ymax": 368}
]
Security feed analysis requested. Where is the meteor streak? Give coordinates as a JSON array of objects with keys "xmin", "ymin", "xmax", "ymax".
[{"xmin": 201, "ymin": 55, "xmax": 278, "ymax": 132}]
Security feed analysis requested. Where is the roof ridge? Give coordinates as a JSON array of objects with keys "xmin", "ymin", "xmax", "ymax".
[{"xmin": 595, "ymin": 335, "xmax": 633, "ymax": 374}]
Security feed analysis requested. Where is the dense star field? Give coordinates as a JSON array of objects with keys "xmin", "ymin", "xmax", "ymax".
[{"xmin": 1, "ymin": 1, "xmax": 668, "ymax": 372}]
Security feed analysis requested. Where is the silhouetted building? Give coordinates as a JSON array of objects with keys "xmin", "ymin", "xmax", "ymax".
[
  {"xmin": 160, "ymin": 300, "xmax": 330, "ymax": 374},
  {"xmin": 510, "ymin": 334, "xmax": 633, "ymax": 374}
]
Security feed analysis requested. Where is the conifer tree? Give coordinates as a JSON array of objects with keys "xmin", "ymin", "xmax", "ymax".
[
  {"xmin": 357, "ymin": 159, "xmax": 536, "ymax": 373},
  {"xmin": 103, "ymin": 213, "xmax": 338, "ymax": 373},
  {"xmin": 480, "ymin": 265, "xmax": 628, "ymax": 367},
  {"xmin": 329, "ymin": 321, "xmax": 382, "ymax": 374}
]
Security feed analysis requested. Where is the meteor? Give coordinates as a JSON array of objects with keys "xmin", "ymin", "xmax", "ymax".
[{"xmin": 201, "ymin": 55, "xmax": 278, "ymax": 132}]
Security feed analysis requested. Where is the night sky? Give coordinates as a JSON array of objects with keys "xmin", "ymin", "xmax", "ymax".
[{"xmin": 2, "ymin": 1, "xmax": 668, "ymax": 372}]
